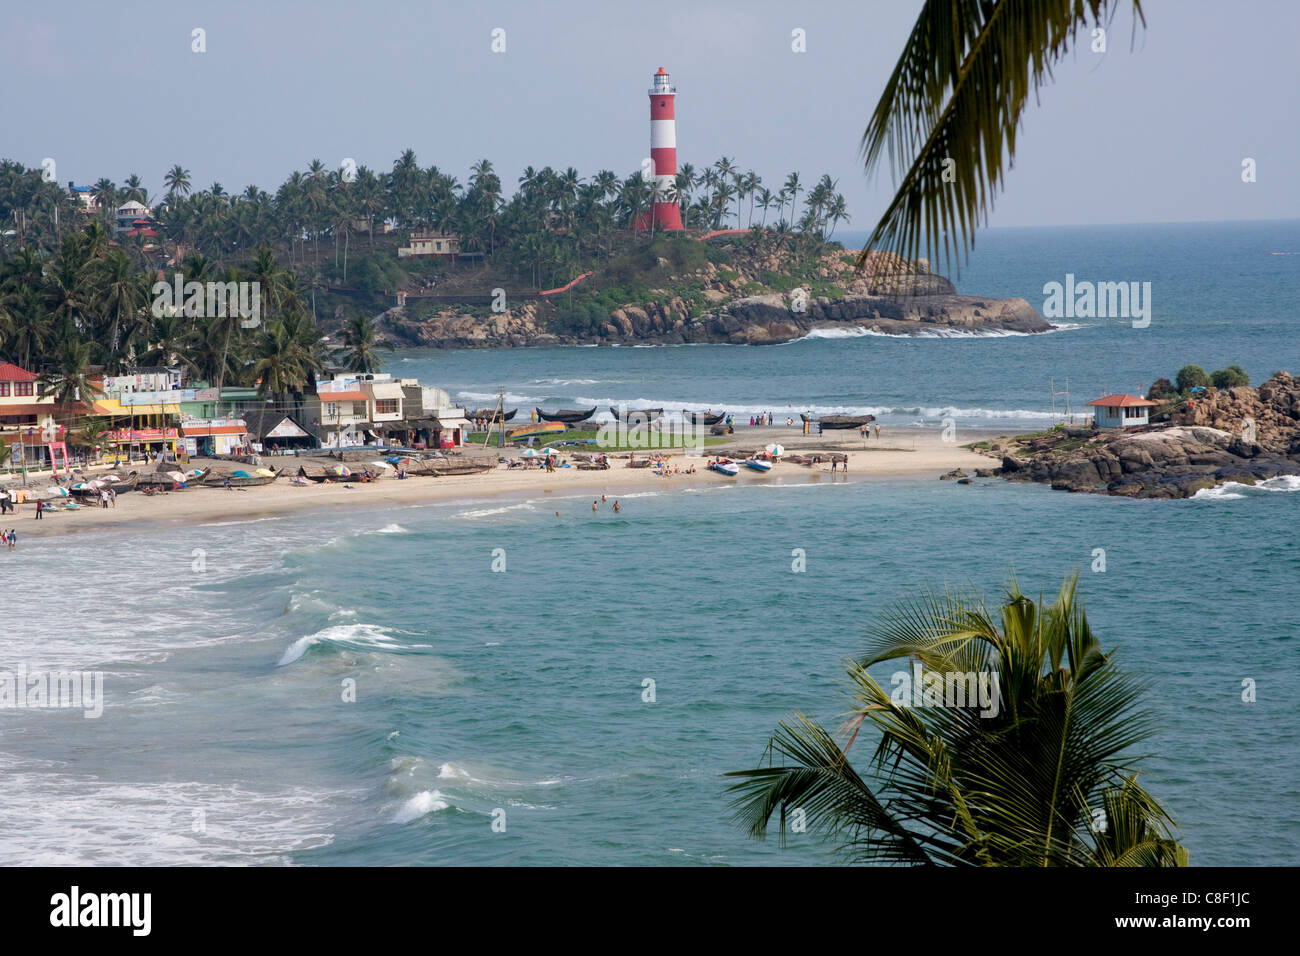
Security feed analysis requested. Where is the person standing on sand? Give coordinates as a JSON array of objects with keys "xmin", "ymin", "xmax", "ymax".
[
  {"xmin": 35, "ymin": 500, "xmax": 43, "ymax": 520},
  {"xmin": 9, "ymin": 529, "xmax": 15, "ymax": 549}
]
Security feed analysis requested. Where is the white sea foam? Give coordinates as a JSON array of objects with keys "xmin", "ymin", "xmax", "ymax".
[
  {"xmin": 0, "ymin": 754, "xmax": 352, "ymax": 865},
  {"xmin": 456, "ymin": 502, "xmax": 537, "ymax": 519},
  {"xmin": 277, "ymin": 623, "xmax": 419, "ymax": 667},
  {"xmin": 1193, "ymin": 475, "xmax": 1300, "ymax": 501},
  {"xmin": 391, "ymin": 790, "xmax": 450, "ymax": 823},
  {"xmin": 364, "ymin": 523, "xmax": 410, "ymax": 535}
]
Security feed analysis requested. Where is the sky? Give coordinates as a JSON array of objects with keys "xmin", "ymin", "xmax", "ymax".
[{"xmin": 3, "ymin": 0, "xmax": 1297, "ymax": 230}]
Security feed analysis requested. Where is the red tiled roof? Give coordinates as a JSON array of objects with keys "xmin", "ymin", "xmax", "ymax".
[
  {"xmin": 1086, "ymin": 394, "xmax": 1159, "ymax": 407},
  {"xmin": 0, "ymin": 362, "xmax": 38, "ymax": 382}
]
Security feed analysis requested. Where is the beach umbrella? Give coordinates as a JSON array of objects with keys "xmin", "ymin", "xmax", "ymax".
[
  {"xmin": 764, "ymin": 443, "xmax": 785, "ymax": 457},
  {"xmin": 521, "ymin": 448, "xmax": 541, "ymax": 458},
  {"xmin": 186, "ymin": 468, "xmax": 205, "ymax": 478},
  {"xmin": 45, "ymin": 486, "xmax": 68, "ymax": 497},
  {"xmin": 71, "ymin": 482, "xmax": 92, "ymax": 491},
  {"xmin": 370, "ymin": 461, "xmax": 395, "ymax": 471},
  {"xmin": 330, "ymin": 465, "xmax": 351, "ymax": 476},
  {"xmin": 166, "ymin": 471, "xmax": 187, "ymax": 482},
  {"xmin": 540, "ymin": 447, "xmax": 561, "ymax": 456}
]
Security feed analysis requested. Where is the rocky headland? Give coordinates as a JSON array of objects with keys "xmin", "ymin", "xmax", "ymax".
[
  {"xmin": 385, "ymin": 244, "xmax": 1050, "ymax": 348},
  {"xmin": 970, "ymin": 373, "xmax": 1300, "ymax": 498}
]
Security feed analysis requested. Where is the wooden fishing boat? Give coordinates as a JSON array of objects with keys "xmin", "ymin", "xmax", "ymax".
[
  {"xmin": 683, "ymin": 410, "xmax": 726, "ymax": 426},
  {"xmin": 109, "ymin": 473, "xmax": 139, "ymax": 493},
  {"xmin": 533, "ymin": 406, "xmax": 597, "ymax": 425},
  {"xmin": 470, "ymin": 408, "xmax": 517, "ymax": 422},
  {"xmin": 205, "ymin": 468, "xmax": 283, "ymax": 487},
  {"xmin": 801, "ymin": 413, "xmax": 876, "ymax": 429},
  {"xmin": 509, "ymin": 421, "xmax": 566, "ymax": 442},
  {"xmin": 609, "ymin": 406, "xmax": 664, "ymax": 422},
  {"xmin": 425, "ymin": 458, "xmax": 496, "ymax": 476}
]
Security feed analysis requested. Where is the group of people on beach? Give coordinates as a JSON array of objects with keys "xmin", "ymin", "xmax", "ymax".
[{"xmin": 1, "ymin": 529, "xmax": 17, "ymax": 549}]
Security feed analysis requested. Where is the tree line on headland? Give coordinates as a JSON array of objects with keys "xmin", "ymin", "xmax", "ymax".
[{"xmin": 0, "ymin": 153, "xmax": 848, "ymax": 398}]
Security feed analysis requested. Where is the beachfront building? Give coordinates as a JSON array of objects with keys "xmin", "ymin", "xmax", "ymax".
[
  {"xmin": 0, "ymin": 361, "xmax": 54, "ymax": 429},
  {"xmin": 360, "ymin": 375, "xmax": 405, "ymax": 432},
  {"xmin": 391, "ymin": 381, "xmax": 470, "ymax": 449},
  {"xmin": 94, "ymin": 368, "xmax": 186, "ymax": 461},
  {"xmin": 0, "ymin": 361, "xmax": 63, "ymax": 468},
  {"xmin": 306, "ymin": 378, "xmax": 372, "ymax": 447},
  {"xmin": 180, "ymin": 419, "xmax": 249, "ymax": 457},
  {"xmin": 241, "ymin": 408, "xmax": 315, "ymax": 453},
  {"xmin": 1086, "ymin": 394, "xmax": 1160, "ymax": 429}
]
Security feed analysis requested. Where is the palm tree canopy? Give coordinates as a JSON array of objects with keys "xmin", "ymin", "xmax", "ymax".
[
  {"xmin": 857, "ymin": 0, "xmax": 1145, "ymax": 274},
  {"xmin": 727, "ymin": 573, "xmax": 1186, "ymax": 866}
]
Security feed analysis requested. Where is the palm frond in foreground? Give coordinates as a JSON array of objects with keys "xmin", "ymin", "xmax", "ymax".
[
  {"xmin": 856, "ymin": 0, "xmax": 1146, "ymax": 275},
  {"xmin": 726, "ymin": 573, "xmax": 1187, "ymax": 866}
]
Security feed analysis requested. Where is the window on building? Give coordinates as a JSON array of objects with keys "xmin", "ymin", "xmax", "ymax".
[
  {"xmin": 0, "ymin": 383, "xmax": 9, "ymax": 397},
  {"xmin": 15, "ymin": 382, "xmax": 33, "ymax": 396},
  {"xmin": 376, "ymin": 399, "xmax": 398, "ymax": 415}
]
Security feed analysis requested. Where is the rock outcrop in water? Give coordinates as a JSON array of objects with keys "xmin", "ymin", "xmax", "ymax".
[{"xmin": 986, "ymin": 373, "xmax": 1300, "ymax": 498}]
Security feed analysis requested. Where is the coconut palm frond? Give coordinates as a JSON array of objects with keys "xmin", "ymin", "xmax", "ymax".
[{"xmin": 857, "ymin": 0, "xmax": 1146, "ymax": 274}]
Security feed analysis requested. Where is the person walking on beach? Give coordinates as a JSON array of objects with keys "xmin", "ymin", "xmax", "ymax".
[
  {"xmin": 874, "ymin": 423, "xmax": 881, "ymax": 440},
  {"xmin": 35, "ymin": 500, "xmax": 43, "ymax": 520},
  {"xmin": 8, "ymin": 529, "xmax": 15, "ymax": 549},
  {"xmin": 109, "ymin": 488, "xmax": 116, "ymax": 508}
]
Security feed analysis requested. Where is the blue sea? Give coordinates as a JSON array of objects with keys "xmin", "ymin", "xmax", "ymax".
[{"xmin": 3, "ymin": 220, "xmax": 1298, "ymax": 866}]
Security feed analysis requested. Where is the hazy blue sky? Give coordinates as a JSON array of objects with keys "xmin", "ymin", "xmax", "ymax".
[{"xmin": 3, "ymin": 0, "xmax": 1297, "ymax": 229}]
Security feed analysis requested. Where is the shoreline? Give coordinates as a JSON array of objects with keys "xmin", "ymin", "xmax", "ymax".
[{"xmin": 11, "ymin": 426, "xmax": 1003, "ymax": 540}]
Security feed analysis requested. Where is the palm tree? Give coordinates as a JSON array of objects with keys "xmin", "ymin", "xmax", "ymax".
[
  {"xmin": 336, "ymin": 314, "xmax": 390, "ymax": 373},
  {"xmin": 164, "ymin": 165, "xmax": 192, "ymax": 201},
  {"xmin": 39, "ymin": 338, "xmax": 104, "ymax": 432},
  {"xmin": 857, "ymin": 0, "xmax": 1144, "ymax": 272},
  {"xmin": 728, "ymin": 574, "xmax": 1187, "ymax": 866}
]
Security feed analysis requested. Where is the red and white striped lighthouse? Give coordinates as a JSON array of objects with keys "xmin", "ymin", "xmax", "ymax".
[{"xmin": 647, "ymin": 67, "xmax": 684, "ymax": 231}]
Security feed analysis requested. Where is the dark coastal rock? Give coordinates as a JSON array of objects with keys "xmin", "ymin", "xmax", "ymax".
[{"xmin": 1003, "ymin": 388, "xmax": 1300, "ymax": 498}]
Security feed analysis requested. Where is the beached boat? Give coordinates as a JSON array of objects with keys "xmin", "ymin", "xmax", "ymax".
[
  {"xmin": 205, "ymin": 468, "xmax": 283, "ymax": 487},
  {"xmin": 425, "ymin": 458, "xmax": 496, "ymax": 476},
  {"xmin": 683, "ymin": 410, "xmax": 726, "ymax": 425},
  {"xmin": 470, "ymin": 408, "xmax": 517, "ymax": 422},
  {"xmin": 533, "ymin": 406, "xmax": 597, "ymax": 425},
  {"xmin": 801, "ymin": 413, "xmax": 877, "ymax": 429},
  {"xmin": 509, "ymin": 421, "xmax": 566, "ymax": 442},
  {"xmin": 609, "ymin": 406, "xmax": 664, "ymax": 422},
  {"xmin": 743, "ymin": 458, "xmax": 772, "ymax": 472},
  {"xmin": 709, "ymin": 459, "xmax": 740, "ymax": 476}
]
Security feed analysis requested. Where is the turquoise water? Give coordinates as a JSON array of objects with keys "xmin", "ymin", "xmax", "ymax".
[{"xmin": 3, "ymin": 220, "xmax": 1298, "ymax": 865}]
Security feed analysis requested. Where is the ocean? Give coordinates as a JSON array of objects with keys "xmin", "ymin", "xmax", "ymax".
[{"xmin": 3, "ymin": 219, "xmax": 1298, "ymax": 866}]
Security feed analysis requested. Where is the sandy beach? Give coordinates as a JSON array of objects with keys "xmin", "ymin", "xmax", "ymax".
[{"xmin": 9, "ymin": 426, "xmax": 1002, "ymax": 539}]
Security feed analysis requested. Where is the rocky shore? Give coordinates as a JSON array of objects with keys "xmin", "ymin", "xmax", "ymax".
[
  {"xmin": 969, "ymin": 373, "xmax": 1300, "ymax": 499},
  {"xmin": 386, "ymin": 248, "xmax": 1050, "ymax": 348}
]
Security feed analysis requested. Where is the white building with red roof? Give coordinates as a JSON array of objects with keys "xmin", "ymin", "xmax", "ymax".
[{"xmin": 1086, "ymin": 393, "xmax": 1160, "ymax": 429}]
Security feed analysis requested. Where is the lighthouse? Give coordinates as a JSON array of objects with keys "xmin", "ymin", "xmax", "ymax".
[{"xmin": 646, "ymin": 67, "xmax": 684, "ymax": 231}]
